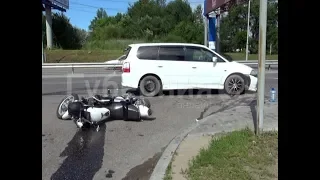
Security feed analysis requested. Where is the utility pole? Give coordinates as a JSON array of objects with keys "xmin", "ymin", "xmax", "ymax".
[
  {"xmin": 42, "ymin": 35, "xmax": 44, "ymax": 64},
  {"xmin": 45, "ymin": 4, "xmax": 53, "ymax": 49},
  {"xmin": 215, "ymin": 8, "xmax": 221, "ymax": 53},
  {"xmin": 204, "ymin": 16, "xmax": 208, "ymax": 47},
  {"xmin": 245, "ymin": 0, "xmax": 251, "ymax": 61},
  {"xmin": 256, "ymin": 0, "xmax": 268, "ymax": 135}
]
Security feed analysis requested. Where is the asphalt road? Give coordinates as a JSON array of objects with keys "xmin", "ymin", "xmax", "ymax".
[{"xmin": 42, "ymin": 71, "xmax": 278, "ymax": 180}]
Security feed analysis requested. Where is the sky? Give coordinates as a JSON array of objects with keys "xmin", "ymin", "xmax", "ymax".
[{"xmin": 52, "ymin": 0, "xmax": 205, "ymax": 31}]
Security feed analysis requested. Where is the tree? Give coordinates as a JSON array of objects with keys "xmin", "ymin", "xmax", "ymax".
[
  {"xmin": 42, "ymin": 12, "xmax": 85, "ymax": 49},
  {"xmin": 89, "ymin": 8, "xmax": 108, "ymax": 31},
  {"xmin": 219, "ymin": 0, "xmax": 278, "ymax": 53},
  {"xmin": 52, "ymin": 0, "xmax": 277, "ymax": 52},
  {"xmin": 164, "ymin": 0, "xmax": 193, "ymax": 32},
  {"xmin": 248, "ymin": 0, "xmax": 278, "ymax": 53},
  {"xmin": 193, "ymin": 5, "xmax": 204, "ymax": 24}
]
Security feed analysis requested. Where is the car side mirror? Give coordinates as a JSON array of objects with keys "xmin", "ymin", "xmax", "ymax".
[{"xmin": 212, "ymin": 57, "xmax": 217, "ymax": 66}]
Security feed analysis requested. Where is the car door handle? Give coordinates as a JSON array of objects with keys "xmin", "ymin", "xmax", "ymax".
[
  {"xmin": 192, "ymin": 67, "xmax": 197, "ymax": 69},
  {"xmin": 158, "ymin": 66, "xmax": 163, "ymax": 68}
]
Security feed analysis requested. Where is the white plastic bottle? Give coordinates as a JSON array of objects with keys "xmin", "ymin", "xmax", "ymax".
[{"xmin": 270, "ymin": 88, "xmax": 276, "ymax": 102}]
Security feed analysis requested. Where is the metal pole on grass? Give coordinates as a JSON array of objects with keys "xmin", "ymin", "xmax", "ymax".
[
  {"xmin": 245, "ymin": 0, "xmax": 251, "ymax": 61},
  {"xmin": 256, "ymin": 0, "xmax": 268, "ymax": 135}
]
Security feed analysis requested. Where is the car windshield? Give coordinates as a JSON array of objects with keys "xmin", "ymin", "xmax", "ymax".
[{"xmin": 218, "ymin": 53, "xmax": 232, "ymax": 62}]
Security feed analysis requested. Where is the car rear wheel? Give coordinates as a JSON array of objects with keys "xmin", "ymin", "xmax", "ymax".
[{"xmin": 139, "ymin": 75, "xmax": 162, "ymax": 97}]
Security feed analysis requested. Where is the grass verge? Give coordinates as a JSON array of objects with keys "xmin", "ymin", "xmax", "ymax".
[
  {"xmin": 164, "ymin": 161, "xmax": 173, "ymax": 180},
  {"xmin": 224, "ymin": 53, "xmax": 278, "ymax": 61},
  {"xmin": 44, "ymin": 50, "xmax": 278, "ymax": 63},
  {"xmin": 45, "ymin": 50, "xmax": 123, "ymax": 63},
  {"xmin": 187, "ymin": 128, "xmax": 278, "ymax": 180}
]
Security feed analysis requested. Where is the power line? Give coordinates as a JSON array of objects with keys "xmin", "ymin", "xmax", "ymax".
[
  {"xmin": 69, "ymin": 7, "xmax": 97, "ymax": 13},
  {"xmin": 71, "ymin": 2, "xmax": 123, "ymax": 11}
]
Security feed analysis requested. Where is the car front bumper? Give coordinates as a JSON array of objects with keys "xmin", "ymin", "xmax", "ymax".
[{"xmin": 245, "ymin": 75, "xmax": 258, "ymax": 92}]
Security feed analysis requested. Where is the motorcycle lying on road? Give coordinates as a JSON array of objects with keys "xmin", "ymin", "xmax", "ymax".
[{"xmin": 56, "ymin": 91, "xmax": 153, "ymax": 132}]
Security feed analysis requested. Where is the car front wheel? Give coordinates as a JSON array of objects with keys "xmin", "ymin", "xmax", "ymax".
[{"xmin": 224, "ymin": 74, "xmax": 245, "ymax": 95}]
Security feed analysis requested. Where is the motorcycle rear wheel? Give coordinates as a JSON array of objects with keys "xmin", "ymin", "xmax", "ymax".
[{"xmin": 56, "ymin": 93, "xmax": 79, "ymax": 120}]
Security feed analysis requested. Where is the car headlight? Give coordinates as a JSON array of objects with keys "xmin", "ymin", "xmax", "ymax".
[{"xmin": 250, "ymin": 70, "xmax": 258, "ymax": 77}]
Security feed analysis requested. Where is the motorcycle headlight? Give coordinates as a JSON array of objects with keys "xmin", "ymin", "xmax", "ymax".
[{"xmin": 250, "ymin": 70, "xmax": 258, "ymax": 77}]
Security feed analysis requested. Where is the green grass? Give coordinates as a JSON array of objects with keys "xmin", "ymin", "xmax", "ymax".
[
  {"xmin": 44, "ymin": 38, "xmax": 278, "ymax": 63},
  {"xmin": 164, "ymin": 161, "xmax": 173, "ymax": 180},
  {"xmin": 44, "ymin": 50, "xmax": 278, "ymax": 63},
  {"xmin": 45, "ymin": 39, "xmax": 144, "ymax": 63},
  {"xmin": 187, "ymin": 128, "xmax": 278, "ymax": 180},
  {"xmin": 82, "ymin": 39, "xmax": 145, "ymax": 50},
  {"xmin": 45, "ymin": 49, "xmax": 123, "ymax": 63}
]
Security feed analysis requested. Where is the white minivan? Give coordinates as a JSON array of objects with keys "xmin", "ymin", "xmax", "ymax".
[{"xmin": 121, "ymin": 43, "xmax": 258, "ymax": 97}]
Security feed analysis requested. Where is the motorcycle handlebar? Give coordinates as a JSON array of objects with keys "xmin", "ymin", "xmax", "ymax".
[{"xmin": 91, "ymin": 96, "xmax": 112, "ymax": 103}]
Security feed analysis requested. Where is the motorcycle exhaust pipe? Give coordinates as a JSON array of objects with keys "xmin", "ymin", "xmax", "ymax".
[
  {"xmin": 74, "ymin": 118, "xmax": 93, "ymax": 128},
  {"xmin": 72, "ymin": 114, "xmax": 92, "ymax": 128},
  {"xmin": 76, "ymin": 119, "xmax": 84, "ymax": 128}
]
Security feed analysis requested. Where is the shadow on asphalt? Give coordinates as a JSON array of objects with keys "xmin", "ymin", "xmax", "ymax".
[
  {"xmin": 127, "ymin": 88, "xmax": 221, "ymax": 96},
  {"xmin": 51, "ymin": 124, "xmax": 107, "ymax": 180},
  {"xmin": 249, "ymin": 100, "xmax": 258, "ymax": 134},
  {"xmin": 127, "ymin": 88, "xmax": 256, "ymax": 97}
]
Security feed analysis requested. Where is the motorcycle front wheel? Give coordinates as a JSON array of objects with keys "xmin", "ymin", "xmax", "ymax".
[
  {"xmin": 56, "ymin": 93, "xmax": 79, "ymax": 120},
  {"xmin": 135, "ymin": 98, "xmax": 151, "ymax": 108},
  {"xmin": 142, "ymin": 98, "xmax": 151, "ymax": 108}
]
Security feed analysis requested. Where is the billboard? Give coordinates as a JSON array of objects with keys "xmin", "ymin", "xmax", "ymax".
[
  {"xmin": 204, "ymin": 0, "xmax": 247, "ymax": 15},
  {"xmin": 48, "ymin": 0, "xmax": 69, "ymax": 10},
  {"xmin": 204, "ymin": 0, "xmax": 231, "ymax": 15}
]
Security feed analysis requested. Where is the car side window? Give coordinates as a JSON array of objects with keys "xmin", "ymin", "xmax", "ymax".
[
  {"xmin": 158, "ymin": 46, "xmax": 185, "ymax": 61},
  {"xmin": 201, "ymin": 48, "xmax": 226, "ymax": 63},
  {"xmin": 185, "ymin": 46, "xmax": 212, "ymax": 62},
  {"xmin": 136, "ymin": 46, "xmax": 159, "ymax": 60}
]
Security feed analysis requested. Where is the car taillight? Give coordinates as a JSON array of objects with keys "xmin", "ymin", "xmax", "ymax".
[{"xmin": 122, "ymin": 62, "xmax": 130, "ymax": 73}]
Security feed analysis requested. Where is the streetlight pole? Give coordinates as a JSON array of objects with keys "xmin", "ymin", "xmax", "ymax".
[
  {"xmin": 204, "ymin": 17, "xmax": 208, "ymax": 47},
  {"xmin": 216, "ymin": 8, "xmax": 221, "ymax": 53},
  {"xmin": 256, "ymin": 0, "xmax": 268, "ymax": 135},
  {"xmin": 245, "ymin": 0, "xmax": 251, "ymax": 61},
  {"xmin": 42, "ymin": 35, "xmax": 44, "ymax": 64}
]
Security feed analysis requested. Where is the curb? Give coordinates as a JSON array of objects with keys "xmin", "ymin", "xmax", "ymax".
[
  {"xmin": 149, "ymin": 112, "xmax": 278, "ymax": 180},
  {"xmin": 186, "ymin": 126, "xmax": 278, "ymax": 138}
]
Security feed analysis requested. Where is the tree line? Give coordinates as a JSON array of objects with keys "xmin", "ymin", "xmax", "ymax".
[{"xmin": 42, "ymin": 0, "xmax": 278, "ymax": 54}]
